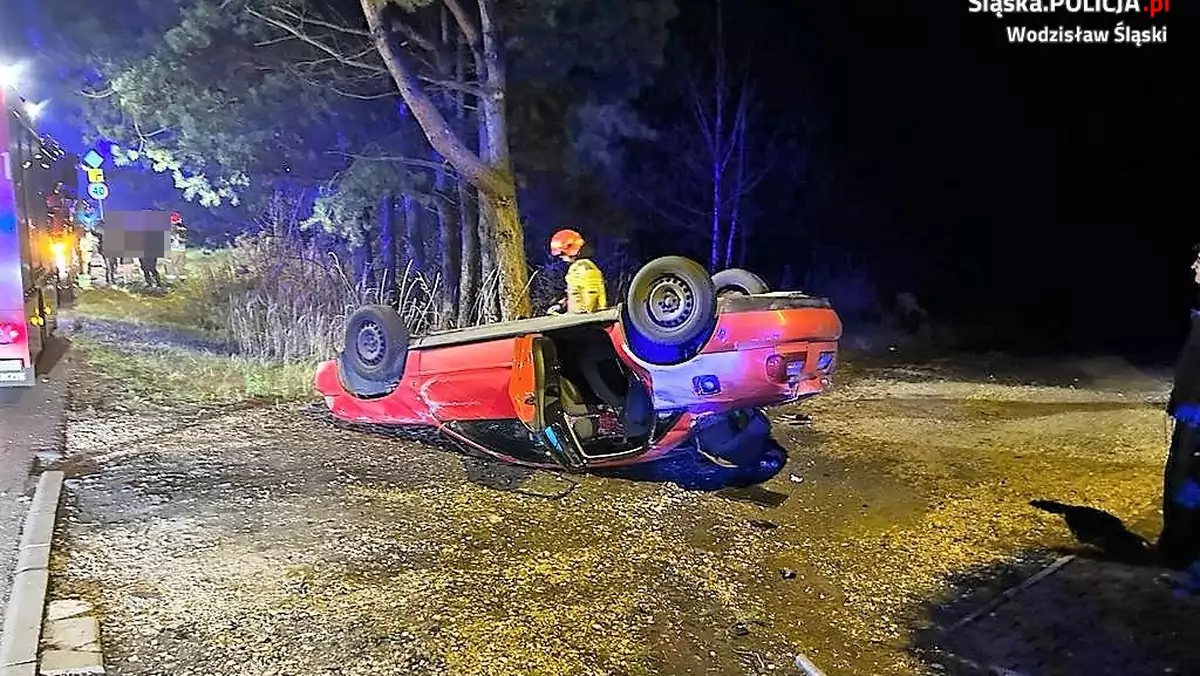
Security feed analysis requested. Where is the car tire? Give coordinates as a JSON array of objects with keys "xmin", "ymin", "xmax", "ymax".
[
  {"xmin": 343, "ymin": 304, "xmax": 408, "ymax": 383},
  {"xmin": 712, "ymin": 268, "xmax": 770, "ymax": 298},
  {"xmin": 622, "ymin": 256, "xmax": 717, "ymax": 365}
]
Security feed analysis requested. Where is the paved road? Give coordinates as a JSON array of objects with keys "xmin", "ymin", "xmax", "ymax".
[{"xmin": 0, "ymin": 349, "xmax": 67, "ymax": 622}]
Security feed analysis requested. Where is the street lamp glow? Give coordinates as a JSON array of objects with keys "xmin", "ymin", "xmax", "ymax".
[
  {"xmin": 0, "ymin": 63, "xmax": 23, "ymax": 89},
  {"xmin": 23, "ymin": 100, "xmax": 45, "ymax": 120}
]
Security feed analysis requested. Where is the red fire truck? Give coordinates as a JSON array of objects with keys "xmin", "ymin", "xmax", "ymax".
[{"xmin": 1, "ymin": 75, "xmax": 73, "ymax": 386}]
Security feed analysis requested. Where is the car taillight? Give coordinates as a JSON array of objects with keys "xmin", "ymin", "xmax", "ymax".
[
  {"xmin": 0, "ymin": 322, "xmax": 22, "ymax": 346},
  {"xmin": 765, "ymin": 354, "xmax": 806, "ymax": 383}
]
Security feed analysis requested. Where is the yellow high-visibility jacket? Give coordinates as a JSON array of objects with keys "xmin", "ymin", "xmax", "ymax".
[{"xmin": 564, "ymin": 258, "xmax": 607, "ymax": 314}]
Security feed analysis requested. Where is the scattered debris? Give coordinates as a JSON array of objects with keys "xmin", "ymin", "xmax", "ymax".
[
  {"xmin": 777, "ymin": 413, "xmax": 813, "ymax": 426},
  {"xmin": 795, "ymin": 652, "xmax": 827, "ymax": 676},
  {"xmin": 730, "ymin": 622, "xmax": 750, "ymax": 637},
  {"xmin": 781, "ymin": 568, "xmax": 797, "ymax": 580},
  {"xmin": 747, "ymin": 519, "xmax": 778, "ymax": 530},
  {"xmin": 733, "ymin": 647, "xmax": 767, "ymax": 670},
  {"xmin": 789, "ymin": 473, "xmax": 804, "ymax": 484}
]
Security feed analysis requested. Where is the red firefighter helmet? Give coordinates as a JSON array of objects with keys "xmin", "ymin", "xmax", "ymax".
[{"xmin": 550, "ymin": 229, "xmax": 585, "ymax": 258}]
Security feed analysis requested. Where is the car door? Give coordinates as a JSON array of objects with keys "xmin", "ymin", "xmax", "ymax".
[
  {"xmin": 509, "ymin": 333, "xmax": 549, "ymax": 432},
  {"xmin": 508, "ymin": 334, "xmax": 586, "ymax": 469}
]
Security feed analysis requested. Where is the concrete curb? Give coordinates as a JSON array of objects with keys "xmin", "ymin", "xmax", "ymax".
[{"xmin": 0, "ymin": 471, "xmax": 65, "ymax": 676}]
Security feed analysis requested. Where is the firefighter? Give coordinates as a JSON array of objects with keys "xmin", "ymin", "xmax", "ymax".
[{"xmin": 548, "ymin": 229, "xmax": 607, "ymax": 315}]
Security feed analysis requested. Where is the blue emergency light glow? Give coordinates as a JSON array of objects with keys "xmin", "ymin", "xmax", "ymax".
[
  {"xmin": 82, "ymin": 150, "xmax": 104, "ymax": 169},
  {"xmin": 544, "ymin": 425, "xmax": 563, "ymax": 451},
  {"xmin": 692, "ymin": 375, "xmax": 721, "ymax": 395},
  {"xmin": 817, "ymin": 351, "xmax": 835, "ymax": 370}
]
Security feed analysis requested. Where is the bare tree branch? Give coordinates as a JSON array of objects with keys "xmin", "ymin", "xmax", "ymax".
[
  {"xmin": 248, "ymin": 7, "xmax": 387, "ymax": 74},
  {"xmin": 444, "ymin": 0, "xmax": 488, "ymax": 106},
  {"xmin": 359, "ymin": 0, "xmax": 503, "ymax": 196},
  {"xmin": 686, "ymin": 75, "xmax": 716, "ymax": 155},
  {"xmin": 284, "ymin": 64, "xmax": 395, "ymax": 99},
  {"xmin": 630, "ymin": 189, "xmax": 707, "ymax": 233},
  {"xmin": 328, "ymin": 150, "xmax": 452, "ymax": 172},
  {"xmin": 272, "ymin": 6, "xmax": 370, "ymax": 37},
  {"xmin": 80, "ymin": 87, "xmax": 115, "ymax": 99},
  {"xmin": 419, "ymin": 75, "xmax": 484, "ymax": 96},
  {"xmin": 443, "ymin": 0, "xmax": 483, "ymax": 57},
  {"xmin": 391, "ymin": 18, "xmax": 439, "ymax": 53},
  {"xmin": 331, "ymin": 87, "xmax": 397, "ymax": 100}
]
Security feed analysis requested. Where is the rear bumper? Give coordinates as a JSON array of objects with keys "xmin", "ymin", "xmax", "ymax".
[
  {"xmin": 632, "ymin": 301, "xmax": 841, "ymax": 414},
  {"xmin": 642, "ymin": 341, "xmax": 837, "ymax": 414}
]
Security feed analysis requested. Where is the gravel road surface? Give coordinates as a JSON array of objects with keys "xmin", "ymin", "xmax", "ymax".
[{"xmin": 44, "ymin": 346, "xmax": 1200, "ymax": 675}]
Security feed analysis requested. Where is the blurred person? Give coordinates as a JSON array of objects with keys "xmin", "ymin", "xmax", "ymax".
[
  {"xmin": 1159, "ymin": 245, "xmax": 1200, "ymax": 569},
  {"xmin": 547, "ymin": 229, "xmax": 607, "ymax": 315},
  {"xmin": 139, "ymin": 256, "xmax": 163, "ymax": 288}
]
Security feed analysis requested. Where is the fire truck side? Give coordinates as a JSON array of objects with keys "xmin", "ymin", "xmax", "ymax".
[{"xmin": 0, "ymin": 83, "xmax": 67, "ymax": 386}]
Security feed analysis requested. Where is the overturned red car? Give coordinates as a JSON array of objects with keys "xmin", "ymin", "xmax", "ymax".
[{"xmin": 314, "ymin": 256, "xmax": 842, "ymax": 471}]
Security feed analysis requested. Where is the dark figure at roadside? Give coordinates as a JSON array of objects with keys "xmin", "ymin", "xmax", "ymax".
[
  {"xmin": 140, "ymin": 257, "xmax": 163, "ymax": 288},
  {"xmin": 1159, "ymin": 246, "xmax": 1200, "ymax": 569}
]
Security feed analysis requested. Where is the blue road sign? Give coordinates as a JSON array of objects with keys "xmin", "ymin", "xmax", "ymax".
[{"xmin": 82, "ymin": 150, "xmax": 104, "ymax": 169}]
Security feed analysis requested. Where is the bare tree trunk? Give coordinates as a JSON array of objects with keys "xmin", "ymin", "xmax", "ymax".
[
  {"xmin": 737, "ymin": 198, "xmax": 750, "ymax": 268},
  {"xmin": 479, "ymin": 200, "xmax": 504, "ymax": 323},
  {"xmin": 434, "ymin": 5, "xmax": 461, "ymax": 328},
  {"xmin": 358, "ymin": 217, "xmax": 376, "ymax": 291},
  {"xmin": 435, "ymin": 172, "xmax": 461, "ymax": 328},
  {"xmin": 709, "ymin": 0, "xmax": 726, "ymax": 272},
  {"xmin": 402, "ymin": 194, "xmax": 424, "ymax": 278},
  {"xmin": 725, "ymin": 105, "xmax": 747, "ymax": 269},
  {"xmin": 451, "ymin": 30, "xmax": 480, "ymax": 327},
  {"xmin": 381, "ymin": 195, "xmax": 399, "ymax": 301},
  {"xmin": 457, "ymin": 180, "xmax": 480, "ymax": 326},
  {"xmin": 363, "ymin": 0, "xmax": 530, "ymax": 321},
  {"xmin": 475, "ymin": 102, "xmax": 499, "ymax": 314},
  {"xmin": 477, "ymin": 0, "xmax": 526, "ymax": 319}
]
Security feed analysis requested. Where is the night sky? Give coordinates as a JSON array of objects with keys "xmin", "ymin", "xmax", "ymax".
[
  {"xmin": 3, "ymin": 0, "xmax": 1188, "ymax": 356},
  {"xmin": 745, "ymin": 0, "xmax": 1185, "ymax": 356}
]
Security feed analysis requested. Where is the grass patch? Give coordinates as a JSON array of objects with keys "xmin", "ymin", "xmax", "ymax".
[
  {"xmin": 73, "ymin": 335, "xmax": 316, "ymax": 407},
  {"xmin": 73, "ymin": 286, "xmax": 206, "ymax": 328}
]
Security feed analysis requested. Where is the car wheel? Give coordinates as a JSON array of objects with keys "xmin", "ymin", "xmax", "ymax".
[
  {"xmin": 712, "ymin": 268, "xmax": 770, "ymax": 298},
  {"xmin": 622, "ymin": 256, "xmax": 717, "ymax": 365},
  {"xmin": 344, "ymin": 304, "xmax": 409, "ymax": 383}
]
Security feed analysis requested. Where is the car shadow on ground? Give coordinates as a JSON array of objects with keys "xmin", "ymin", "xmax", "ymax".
[
  {"xmin": 323, "ymin": 409, "xmax": 790, "ymax": 500},
  {"xmin": 908, "ymin": 501, "xmax": 1199, "ymax": 676},
  {"xmin": 597, "ymin": 438, "xmax": 788, "ymax": 491},
  {"xmin": 454, "ymin": 432, "xmax": 791, "ymax": 504}
]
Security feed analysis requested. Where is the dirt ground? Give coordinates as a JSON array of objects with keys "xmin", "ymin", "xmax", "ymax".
[{"xmin": 45, "ymin": 340, "xmax": 1200, "ymax": 676}]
